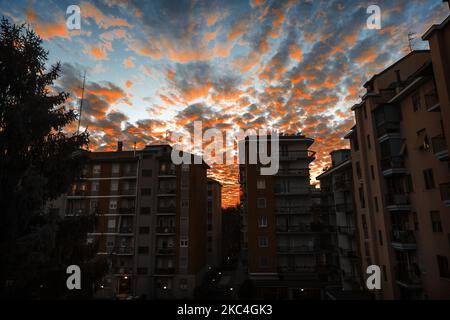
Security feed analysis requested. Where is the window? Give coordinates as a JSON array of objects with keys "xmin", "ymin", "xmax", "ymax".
[
  {"xmin": 258, "ymin": 236, "xmax": 268, "ymax": 248},
  {"xmin": 180, "ymin": 278, "xmax": 188, "ymax": 290},
  {"xmin": 91, "ymin": 181, "xmax": 99, "ymax": 192},
  {"xmin": 430, "ymin": 211, "xmax": 442, "ymax": 232},
  {"xmin": 382, "ymin": 265, "xmax": 388, "ymax": 281},
  {"xmin": 257, "ymin": 198, "xmax": 266, "ymax": 209},
  {"xmin": 137, "ymin": 267, "xmax": 148, "ymax": 275},
  {"xmin": 139, "ymin": 227, "xmax": 150, "ymax": 234},
  {"xmin": 417, "ymin": 129, "xmax": 430, "ymax": 151},
  {"xmin": 112, "ymin": 163, "xmax": 120, "ymax": 174},
  {"xmin": 352, "ymin": 135, "xmax": 359, "ymax": 151},
  {"xmin": 367, "ymin": 135, "xmax": 371, "ymax": 149},
  {"xmin": 257, "ymin": 179, "xmax": 266, "ymax": 190},
  {"xmin": 138, "ymin": 246, "xmax": 149, "ymax": 254},
  {"xmin": 111, "ymin": 180, "xmax": 119, "ymax": 191},
  {"xmin": 259, "ymin": 256, "xmax": 269, "ymax": 268},
  {"xmin": 140, "ymin": 207, "xmax": 151, "ymax": 215},
  {"xmin": 181, "ymin": 199, "xmax": 189, "ymax": 208},
  {"xmin": 378, "ymin": 230, "xmax": 383, "ymax": 246},
  {"xmin": 359, "ymin": 187, "xmax": 365, "ymax": 208},
  {"xmin": 423, "ymin": 169, "xmax": 435, "ymax": 189},
  {"xmin": 406, "ymin": 175, "xmax": 414, "ymax": 193},
  {"xmin": 258, "ymin": 216, "xmax": 268, "ymax": 227},
  {"xmin": 374, "ymin": 197, "xmax": 379, "ymax": 212},
  {"xmin": 180, "ymin": 239, "xmax": 188, "ymax": 247},
  {"xmin": 413, "ymin": 212, "xmax": 419, "ymax": 231},
  {"xmin": 109, "ymin": 199, "xmax": 118, "ymax": 210},
  {"xmin": 107, "ymin": 217, "xmax": 116, "ymax": 232},
  {"xmin": 142, "ymin": 169, "xmax": 152, "ymax": 177},
  {"xmin": 412, "ymin": 91, "xmax": 421, "ymax": 112},
  {"xmin": 93, "ymin": 164, "xmax": 101, "ymax": 174},
  {"xmin": 141, "ymin": 188, "xmax": 152, "ymax": 196},
  {"xmin": 356, "ymin": 162, "xmax": 361, "ymax": 179},
  {"xmin": 90, "ymin": 199, "xmax": 98, "ymax": 210},
  {"xmin": 437, "ymin": 255, "xmax": 450, "ymax": 278}
]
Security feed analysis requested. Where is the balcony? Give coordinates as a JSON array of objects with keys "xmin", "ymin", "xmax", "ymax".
[
  {"xmin": 276, "ymin": 168, "xmax": 309, "ymax": 176},
  {"xmin": 154, "ymin": 268, "xmax": 175, "ymax": 275},
  {"xmin": 119, "ymin": 208, "xmax": 135, "ymax": 215},
  {"xmin": 158, "ymin": 170, "xmax": 176, "ymax": 177},
  {"xmin": 277, "ymin": 245, "xmax": 319, "ymax": 254},
  {"xmin": 396, "ymin": 267, "xmax": 422, "ymax": 289},
  {"xmin": 337, "ymin": 226, "xmax": 356, "ymax": 236},
  {"xmin": 380, "ymin": 156, "xmax": 407, "ymax": 176},
  {"xmin": 275, "ymin": 206, "xmax": 311, "ymax": 215},
  {"xmin": 116, "ymin": 246, "xmax": 134, "ymax": 255},
  {"xmin": 157, "ymin": 187, "xmax": 177, "ymax": 195},
  {"xmin": 157, "ymin": 206, "xmax": 176, "ymax": 214},
  {"xmin": 391, "ymin": 230, "xmax": 416, "ymax": 251},
  {"xmin": 339, "ymin": 247, "xmax": 357, "ymax": 259},
  {"xmin": 425, "ymin": 89, "xmax": 439, "ymax": 112},
  {"xmin": 385, "ymin": 193, "xmax": 411, "ymax": 212},
  {"xmin": 440, "ymin": 183, "xmax": 450, "ymax": 207},
  {"xmin": 114, "ymin": 267, "xmax": 133, "ymax": 275},
  {"xmin": 68, "ymin": 190, "xmax": 88, "ymax": 197},
  {"xmin": 276, "ymin": 224, "xmax": 311, "ymax": 233},
  {"xmin": 274, "ymin": 186, "xmax": 310, "ymax": 195},
  {"xmin": 156, "ymin": 247, "xmax": 176, "ymax": 255},
  {"xmin": 277, "ymin": 266, "xmax": 317, "ymax": 277},
  {"xmin": 278, "ymin": 150, "xmax": 316, "ymax": 162},
  {"xmin": 335, "ymin": 203, "xmax": 353, "ymax": 213},
  {"xmin": 432, "ymin": 135, "xmax": 449, "ymax": 161},
  {"xmin": 334, "ymin": 178, "xmax": 352, "ymax": 191},
  {"xmin": 156, "ymin": 226, "xmax": 176, "ymax": 234},
  {"xmin": 376, "ymin": 121, "xmax": 401, "ymax": 139},
  {"xmin": 118, "ymin": 226, "xmax": 133, "ymax": 234}
]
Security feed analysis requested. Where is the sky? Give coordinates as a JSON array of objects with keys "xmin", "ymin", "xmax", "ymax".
[{"xmin": 1, "ymin": 0, "xmax": 448, "ymax": 207}]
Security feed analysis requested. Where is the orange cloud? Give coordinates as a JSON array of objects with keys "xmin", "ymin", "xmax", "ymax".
[{"xmin": 26, "ymin": 8, "xmax": 69, "ymax": 40}]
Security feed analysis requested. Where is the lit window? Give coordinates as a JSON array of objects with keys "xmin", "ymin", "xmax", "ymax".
[
  {"xmin": 180, "ymin": 239, "xmax": 188, "ymax": 247},
  {"xmin": 93, "ymin": 164, "xmax": 101, "ymax": 174},
  {"xmin": 258, "ymin": 216, "xmax": 268, "ymax": 227}
]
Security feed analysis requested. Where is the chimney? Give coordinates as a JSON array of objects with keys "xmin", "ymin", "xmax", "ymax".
[
  {"xmin": 395, "ymin": 70, "xmax": 402, "ymax": 93},
  {"xmin": 117, "ymin": 141, "xmax": 123, "ymax": 152}
]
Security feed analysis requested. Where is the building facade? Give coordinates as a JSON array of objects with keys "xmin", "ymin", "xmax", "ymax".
[
  {"xmin": 57, "ymin": 144, "xmax": 213, "ymax": 299},
  {"xmin": 206, "ymin": 178, "xmax": 223, "ymax": 267},
  {"xmin": 240, "ymin": 134, "xmax": 339, "ymax": 299},
  {"xmin": 345, "ymin": 14, "xmax": 450, "ymax": 299},
  {"xmin": 317, "ymin": 150, "xmax": 363, "ymax": 292}
]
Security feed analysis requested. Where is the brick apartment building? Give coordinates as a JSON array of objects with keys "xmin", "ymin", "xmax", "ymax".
[
  {"xmin": 53, "ymin": 143, "xmax": 218, "ymax": 299},
  {"xmin": 239, "ymin": 134, "xmax": 339, "ymax": 299},
  {"xmin": 317, "ymin": 150, "xmax": 363, "ymax": 292},
  {"xmin": 207, "ymin": 178, "xmax": 223, "ymax": 267},
  {"xmin": 344, "ymin": 13, "xmax": 450, "ymax": 299}
]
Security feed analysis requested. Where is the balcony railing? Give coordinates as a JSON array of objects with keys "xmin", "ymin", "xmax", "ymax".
[
  {"xmin": 114, "ymin": 267, "xmax": 132, "ymax": 275},
  {"xmin": 156, "ymin": 247, "xmax": 176, "ymax": 255},
  {"xmin": 277, "ymin": 245, "xmax": 319, "ymax": 253},
  {"xmin": 275, "ymin": 207, "xmax": 311, "ymax": 215},
  {"xmin": 116, "ymin": 246, "xmax": 134, "ymax": 255},
  {"xmin": 158, "ymin": 187, "xmax": 176, "ymax": 194},
  {"xmin": 425, "ymin": 89, "xmax": 439, "ymax": 110},
  {"xmin": 385, "ymin": 193, "xmax": 410, "ymax": 206},
  {"xmin": 276, "ymin": 224, "xmax": 310, "ymax": 233},
  {"xmin": 120, "ymin": 189, "xmax": 136, "ymax": 195},
  {"xmin": 119, "ymin": 207, "xmax": 135, "ymax": 215},
  {"xmin": 278, "ymin": 150, "xmax": 316, "ymax": 161},
  {"xmin": 334, "ymin": 179, "xmax": 352, "ymax": 191},
  {"xmin": 432, "ymin": 135, "xmax": 449, "ymax": 161},
  {"xmin": 376, "ymin": 121, "xmax": 401, "ymax": 138},
  {"xmin": 277, "ymin": 266, "xmax": 316, "ymax": 273},
  {"xmin": 391, "ymin": 230, "xmax": 416, "ymax": 244},
  {"xmin": 338, "ymin": 226, "xmax": 356, "ymax": 235},
  {"xmin": 156, "ymin": 226, "xmax": 176, "ymax": 233},
  {"xmin": 157, "ymin": 206, "xmax": 176, "ymax": 213},
  {"xmin": 440, "ymin": 183, "xmax": 450, "ymax": 207},
  {"xmin": 396, "ymin": 267, "xmax": 421, "ymax": 287},
  {"xmin": 159, "ymin": 170, "xmax": 177, "ymax": 176},
  {"xmin": 119, "ymin": 226, "xmax": 133, "ymax": 234},
  {"xmin": 154, "ymin": 268, "xmax": 175, "ymax": 275},
  {"xmin": 276, "ymin": 169, "xmax": 309, "ymax": 176},
  {"xmin": 274, "ymin": 186, "xmax": 310, "ymax": 194},
  {"xmin": 380, "ymin": 156, "xmax": 405, "ymax": 172},
  {"xmin": 335, "ymin": 203, "xmax": 353, "ymax": 213}
]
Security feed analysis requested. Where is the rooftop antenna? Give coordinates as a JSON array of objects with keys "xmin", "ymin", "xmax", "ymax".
[
  {"xmin": 77, "ymin": 70, "xmax": 87, "ymax": 135},
  {"xmin": 408, "ymin": 32, "xmax": 417, "ymax": 52}
]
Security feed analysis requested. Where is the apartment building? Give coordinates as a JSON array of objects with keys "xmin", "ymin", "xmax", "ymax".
[
  {"xmin": 317, "ymin": 150, "xmax": 362, "ymax": 291},
  {"xmin": 345, "ymin": 14, "xmax": 450, "ymax": 299},
  {"xmin": 239, "ymin": 134, "xmax": 339, "ymax": 299},
  {"xmin": 206, "ymin": 178, "xmax": 222, "ymax": 267},
  {"xmin": 61, "ymin": 143, "xmax": 211, "ymax": 299}
]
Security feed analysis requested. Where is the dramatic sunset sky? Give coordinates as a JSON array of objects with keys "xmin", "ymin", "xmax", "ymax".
[{"xmin": 1, "ymin": 0, "xmax": 448, "ymax": 207}]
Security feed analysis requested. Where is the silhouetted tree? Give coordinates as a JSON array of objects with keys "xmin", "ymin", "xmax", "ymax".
[{"xmin": 0, "ymin": 17, "xmax": 100, "ymax": 298}]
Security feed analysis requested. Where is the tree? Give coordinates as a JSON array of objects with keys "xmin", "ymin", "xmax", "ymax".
[{"xmin": 0, "ymin": 17, "xmax": 99, "ymax": 298}]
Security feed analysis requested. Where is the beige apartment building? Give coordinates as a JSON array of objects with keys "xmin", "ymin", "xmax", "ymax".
[
  {"xmin": 240, "ymin": 134, "xmax": 339, "ymax": 299},
  {"xmin": 52, "ymin": 143, "xmax": 215, "ymax": 299},
  {"xmin": 345, "ymin": 13, "xmax": 450, "ymax": 299},
  {"xmin": 317, "ymin": 150, "xmax": 363, "ymax": 292}
]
